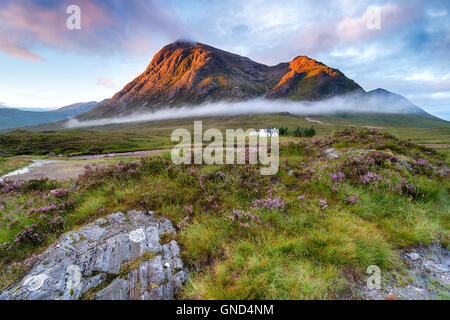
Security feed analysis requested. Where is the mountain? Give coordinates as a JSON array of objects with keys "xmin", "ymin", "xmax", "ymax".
[
  {"xmin": 0, "ymin": 106, "xmax": 54, "ymax": 112},
  {"xmin": 0, "ymin": 100, "xmax": 106, "ymax": 130},
  {"xmin": 265, "ymin": 56, "xmax": 362, "ymax": 100},
  {"xmin": 53, "ymin": 100, "xmax": 108, "ymax": 117},
  {"xmin": 8, "ymin": 42, "xmax": 442, "ymax": 131},
  {"xmin": 80, "ymin": 41, "xmax": 363, "ymax": 119},
  {"xmin": 365, "ymin": 88, "xmax": 433, "ymax": 117}
]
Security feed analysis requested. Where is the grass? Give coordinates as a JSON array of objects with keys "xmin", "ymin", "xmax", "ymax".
[
  {"xmin": 0, "ymin": 127, "xmax": 448, "ymax": 298},
  {"xmin": 0, "ymin": 113, "xmax": 448, "ymax": 157},
  {"xmin": 0, "ymin": 129, "xmax": 172, "ymax": 156},
  {"xmin": 325, "ymin": 113, "xmax": 449, "ymax": 129},
  {"xmin": 0, "ymin": 157, "xmax": 32, "ymax": 176}
]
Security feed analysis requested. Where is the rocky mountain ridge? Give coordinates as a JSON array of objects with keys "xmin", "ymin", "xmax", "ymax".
[{"xmin": 81, "ymin": 41, "xmax": 362, "ymax": 119}]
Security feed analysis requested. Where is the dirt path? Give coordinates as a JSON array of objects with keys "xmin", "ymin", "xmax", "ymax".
[
  {"xmin": 1, "ymin": 160, "xmax": 89, "ymax": 182},
  {"xmin": 70, "ymin": 149, "xmax": 166, "ymax": 159},
  {"xmin": 363, "ymin": 125, "xmax": 386, "ymax": 130},
  {"xmin": 305, "ymin": 116, "xmax": 326, "ymax": 125},
  {"xmin": 418, "ymin": 144, "xmax": 450, "ymax": 149}
]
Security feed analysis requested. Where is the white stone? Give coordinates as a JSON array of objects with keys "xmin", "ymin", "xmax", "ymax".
[
  {"xmin": 407, "ymin": 252, "xmax": 420, "ymax": 260},
  {"xmin": 129, "ymin": 228, "xmax": 146, "ymax": 243},
  {"xmin": 22, "ymin": 274, "xmax": 48, "ymax": 291},
  {"xmin": 66, "ymin": 265, "xmax": 82, "ymax": 292}
]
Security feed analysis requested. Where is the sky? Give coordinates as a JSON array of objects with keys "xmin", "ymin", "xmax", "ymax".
[{"xmin": 0, "ymin": 0, "xmax": 449, "ymax": 119}]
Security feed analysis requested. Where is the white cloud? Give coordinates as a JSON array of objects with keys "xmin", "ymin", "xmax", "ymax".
[
  {"xmin": 428, "ymin": 9, "xmax": 447, "ymax": 17},
  {"xmin": 429, "ymin": 92, "xmax": 450, "ymax": 99},
  {"xmin": 405, "ymin": 71, "xmax": 436, "ymax": 81},
  {"xmin": 65, "ymin": 94, "xmax": 428, "ymax": 129}
]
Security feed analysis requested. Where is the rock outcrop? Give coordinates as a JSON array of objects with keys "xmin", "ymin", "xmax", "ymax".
[
  {"xmin": 363, "ymin": 244, "xmax": 449, "ymax": 300},
  {"xmin": 0, "ymin": 210, "xmax": 187, "ymax": 300}
]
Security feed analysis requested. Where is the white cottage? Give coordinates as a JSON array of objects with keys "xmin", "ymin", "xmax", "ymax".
[{"xmin": 249, "ymin": 128, "xmax": 279, "ymax": 137}]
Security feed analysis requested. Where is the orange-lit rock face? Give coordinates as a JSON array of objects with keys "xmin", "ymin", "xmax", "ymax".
[
  {"xmin": 263, "ymin": 54, "xmax": 364, "ymax": 101},
  {"xmin": 273, "ymin": 56, "xmax": 339, "ymax": 89},
  {"xmin": 289, "ymin": 56, "xmax": 338, "ymax": 77},
  {"xmin": 104, "ymin": 41, "xmax": 271, "ymax": 106}
]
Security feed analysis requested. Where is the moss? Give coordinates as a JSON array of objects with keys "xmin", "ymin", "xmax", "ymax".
[
  {"xmin": 119, "ymin": 251, "xmax": 158, "ymax": 278},
  {"xmin": 133, "ymin": 280, "xmax": 143, "ymax": 299},
  {"xmin": 79, "ymin": 273, "xmax": 115, "ymax": 300},
  {"xmin": 151, "ymin": 283, "xmax": 159, "ymax": 289},
  {"xmin": 160, "ymin": 232, "xmax": 176, "ymax": 245}
]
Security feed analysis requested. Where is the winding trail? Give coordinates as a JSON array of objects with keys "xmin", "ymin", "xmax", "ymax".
[
  {"xmin": 305, "ymin": 116, "xmax": 326, "ymax": 125},
  {"xmin": 0, "ymin": 160, "xmax": 60, "ymax": 182},
  {"xmin": 70, "ymin": 149, "xmax": 165, "ymax": 159}
]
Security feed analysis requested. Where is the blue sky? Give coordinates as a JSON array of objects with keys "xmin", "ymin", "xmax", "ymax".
[{"xmin": 0, "ymin": 0, "xmax": 449, "ymax": 119}]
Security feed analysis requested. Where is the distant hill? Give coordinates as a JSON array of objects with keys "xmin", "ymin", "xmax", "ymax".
[
  {"xmin": 52, "ymin": 100, "xmax": 108, "ymax": 117},
  {"xmin": 0, "ymin": 100, "xmax": 107, "ymax": 130},
  {"xmin": 365, "ymin": 88, "xmax": 433, "ymax": 117},
  {"xmin": 326, "ymin": 113, "xmax": 449, "ymax": 128}
]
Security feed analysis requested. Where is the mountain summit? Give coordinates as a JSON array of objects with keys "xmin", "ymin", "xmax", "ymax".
[
  {"xmin": 266, "ymin": 55, "xmax": 362, "ymax": 100},
  {"xmin": 82, "ymin": 41, "xmax": 362, "ymax": 119}
]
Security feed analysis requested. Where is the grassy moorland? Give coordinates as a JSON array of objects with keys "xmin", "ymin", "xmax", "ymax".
[
  {"xmin": 0, "ymin": 128, "xmax": 448, "ymax": 298},
  {"xmin": 0, "ymin": 129, "xmax": 172, "ymax": 156},
  {"xmin": 0, "ymin": 113, "xmax": 449, "ymax": 156}
]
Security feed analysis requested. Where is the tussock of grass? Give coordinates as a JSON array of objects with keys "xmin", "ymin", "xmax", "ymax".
[{"xmin": 0, "ymin": 157, "xmax": 32, "ymax": 176}]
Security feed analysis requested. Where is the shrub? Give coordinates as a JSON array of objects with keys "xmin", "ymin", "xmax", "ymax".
[
  {"xmin": 292, "ymin": 126, "xmax": 316, "ymax": 138},
  {"xmin": 278, "ymin": 127, "xmax": 290, "ymax": 136},
  {"xmin": 277, "ymin": 126, "xmax": 316, "ymax": 138}
]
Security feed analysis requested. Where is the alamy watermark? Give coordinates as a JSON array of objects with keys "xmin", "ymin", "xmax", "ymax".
[
  {"xmin": 366, "ymin": 5, "xmax": 382, "ymax": 30},
  {"xmin": 366, "ymin": 265, "xmax": 381, "ymax": 290},
  {"xmin": 170, "ymin": 121, "xmax": 279, "ymax": 175},
  {"xmin": 66, "ymin": 4, "xmax": 81, "ymax": 30}
]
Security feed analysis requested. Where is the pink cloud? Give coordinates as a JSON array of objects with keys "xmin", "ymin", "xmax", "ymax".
[
  {"xmin": 336, "ymin": 5, "xmax": 415, "ymax": 43},
  {"xmin": 0, "ymin": 29, "xmax": 43, "ymax": 61},
  {"xmin": 0, "ymin": 0, "xmax": 186, "ymax": 61},
  {"xmin": 274, "ymin": 3, "xmax": 420, "ymax": 58},
  {"xmin": 0, "ymin": 0, "xmax": 115, "ymax": 60},
  {"xmin": 96, "ymin": 77, "xmax": 117, "ymax": 89}
]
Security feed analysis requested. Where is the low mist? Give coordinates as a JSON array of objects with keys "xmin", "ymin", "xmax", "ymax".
[{"xmin": 65, "ymin": 93, "xmax": 418, "ymax": 129}]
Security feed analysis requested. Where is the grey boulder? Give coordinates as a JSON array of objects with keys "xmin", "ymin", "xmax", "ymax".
[{"xmin": 0, "ymin": 210, "xmax": 188, "ymax": 300}]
